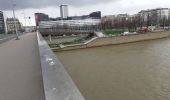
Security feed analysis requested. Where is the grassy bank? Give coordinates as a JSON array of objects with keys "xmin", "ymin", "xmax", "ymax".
[{"xmin": 103, "ymin": 29, "xmax": 136, "ymax": 35}]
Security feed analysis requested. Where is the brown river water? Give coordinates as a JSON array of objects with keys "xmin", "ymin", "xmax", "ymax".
[{"xmin": 56, "ymin": 38, "xmax": 170, "ymax": 100}]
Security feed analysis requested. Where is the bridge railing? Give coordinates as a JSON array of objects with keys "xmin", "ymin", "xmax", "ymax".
[
  {"xmin": 0, "ymin": 33, "xmax": 23, "ymax": 44},
  {"xmin": 37, "ymin": 31, "xmax": 85, "ymax": 100}
]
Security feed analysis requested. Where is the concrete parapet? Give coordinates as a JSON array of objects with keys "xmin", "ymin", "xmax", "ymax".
[{"xmin": 37, "ymin": 32, "xmax": 85, "ymax": 100}]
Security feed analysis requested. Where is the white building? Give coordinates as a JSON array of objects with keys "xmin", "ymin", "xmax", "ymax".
[
  {"xmin": 38, "ymin": 19, "xmax": 101, "ymax": 35},
  {"xmin": 157, "ymin": 8, "xmax": 169, "ymax": 20},
  {"xmin": 138, "ymin": 8, "xmax": 170, "ymax": 27},
  {"xmin": 6, "ymin": 18, "xmax": 22, "ymax": 34},
  {"xmin": 139, "ymin": 8, "xmax": 170, "ymax": 20},
  {"xmin": 60, "ymin": 5, "xmax": 69, "ymax": 19}
]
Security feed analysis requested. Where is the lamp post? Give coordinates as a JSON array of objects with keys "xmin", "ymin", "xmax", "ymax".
[{"xmin": 12, "ymin": 3, "xmax": 19, "ymax": 40}]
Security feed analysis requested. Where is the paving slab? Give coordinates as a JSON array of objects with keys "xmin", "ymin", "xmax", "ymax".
[{"xmin": 0, "ymin": 33, "xmax": 45, "ymax": 100}]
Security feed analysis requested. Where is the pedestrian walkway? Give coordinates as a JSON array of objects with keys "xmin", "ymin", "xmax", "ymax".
[{"xmin": 0, "ymin": 33, "xmax": 45, "ymax": 100}]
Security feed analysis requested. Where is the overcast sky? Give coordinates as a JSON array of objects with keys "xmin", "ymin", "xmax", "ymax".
[{"xmin": 1, "ymin": 0, "xmax": 170, "ymax": 26}]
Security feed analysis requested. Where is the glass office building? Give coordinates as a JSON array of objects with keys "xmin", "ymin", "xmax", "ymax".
[{"xmin": 0, "ymin": 11, "xmax": 5, "ymax": 34}]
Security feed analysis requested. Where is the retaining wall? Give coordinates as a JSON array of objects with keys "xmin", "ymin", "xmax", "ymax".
[{"xmin": 53, "ymin": 31, "xmax": 170, "ymax": 51}]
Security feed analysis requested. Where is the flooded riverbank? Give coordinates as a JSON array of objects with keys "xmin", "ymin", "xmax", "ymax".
[{"xmin": 56, "ymin": 37, "xmax": 170, "ymax": 100}]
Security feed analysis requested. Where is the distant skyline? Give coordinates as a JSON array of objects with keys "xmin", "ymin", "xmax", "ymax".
[{"xmin": 1, "ymin": 0, "xmax": 170, "ymax": 26}]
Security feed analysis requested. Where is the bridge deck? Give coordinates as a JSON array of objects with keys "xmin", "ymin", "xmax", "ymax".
[{"xmin": 0, "ymin": 33, "xmax": 45, "ymax": 100}]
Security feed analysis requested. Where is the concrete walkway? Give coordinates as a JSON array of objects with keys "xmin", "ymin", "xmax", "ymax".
[{"xmin": 0, "ymin": 33, "xmax": 45, "ymax": 100}]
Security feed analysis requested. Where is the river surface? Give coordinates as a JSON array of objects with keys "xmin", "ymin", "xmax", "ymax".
[{"xmin": 56, "ymin": 38, "xmax": 170, "ymax": 100}]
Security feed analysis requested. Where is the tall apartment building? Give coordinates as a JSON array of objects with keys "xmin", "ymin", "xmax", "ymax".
[
  {"xmin": 0, "ymin": 11, "xmax": 6, "ymax": 34},
  {"xmin": 60, "ymin": 5, "xmax": 69, "ymax": 19},
  {"xmin": 6, "ymin": 18, "xmax": 22, "ymax": 34},
  {"xmin": 138, "ymin": 8, "xmax": 170, "ymax": 27}
]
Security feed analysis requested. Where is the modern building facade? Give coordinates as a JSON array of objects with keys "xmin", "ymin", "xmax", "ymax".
[
  {"xmin": 35, "ymin": 13, "xmax": 49, "ymax": 26},
  {"xmin": 36, "ymin": 11, "xmax": 102, "ymax": 35},
  {"xmin": 6, "ymin": 18, "xmax": 22, "ymax": 34},
  {"xmin": 0, "ymin": 11, "xmax": 6, "ymax": 34},
  {"xmin": 39, "ymin": 19, "xmax": 101, "ymax": 28},
  {"xmin": 39, "ymin": 19, "xmax": 101, "ymax": 35},
  {"xmin": 60, "ymin": 5, "xmax": 69, "ymax": 19}
]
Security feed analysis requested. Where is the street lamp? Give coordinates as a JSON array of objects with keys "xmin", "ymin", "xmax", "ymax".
[{"xmin": 12, "ymin": 3, "xmax": 19, "ymax": 40}]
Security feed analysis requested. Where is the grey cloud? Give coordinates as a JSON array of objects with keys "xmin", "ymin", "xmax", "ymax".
[{"xmin": 0, "ymin": 0, "xmax": 118, "ymax": 10}]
